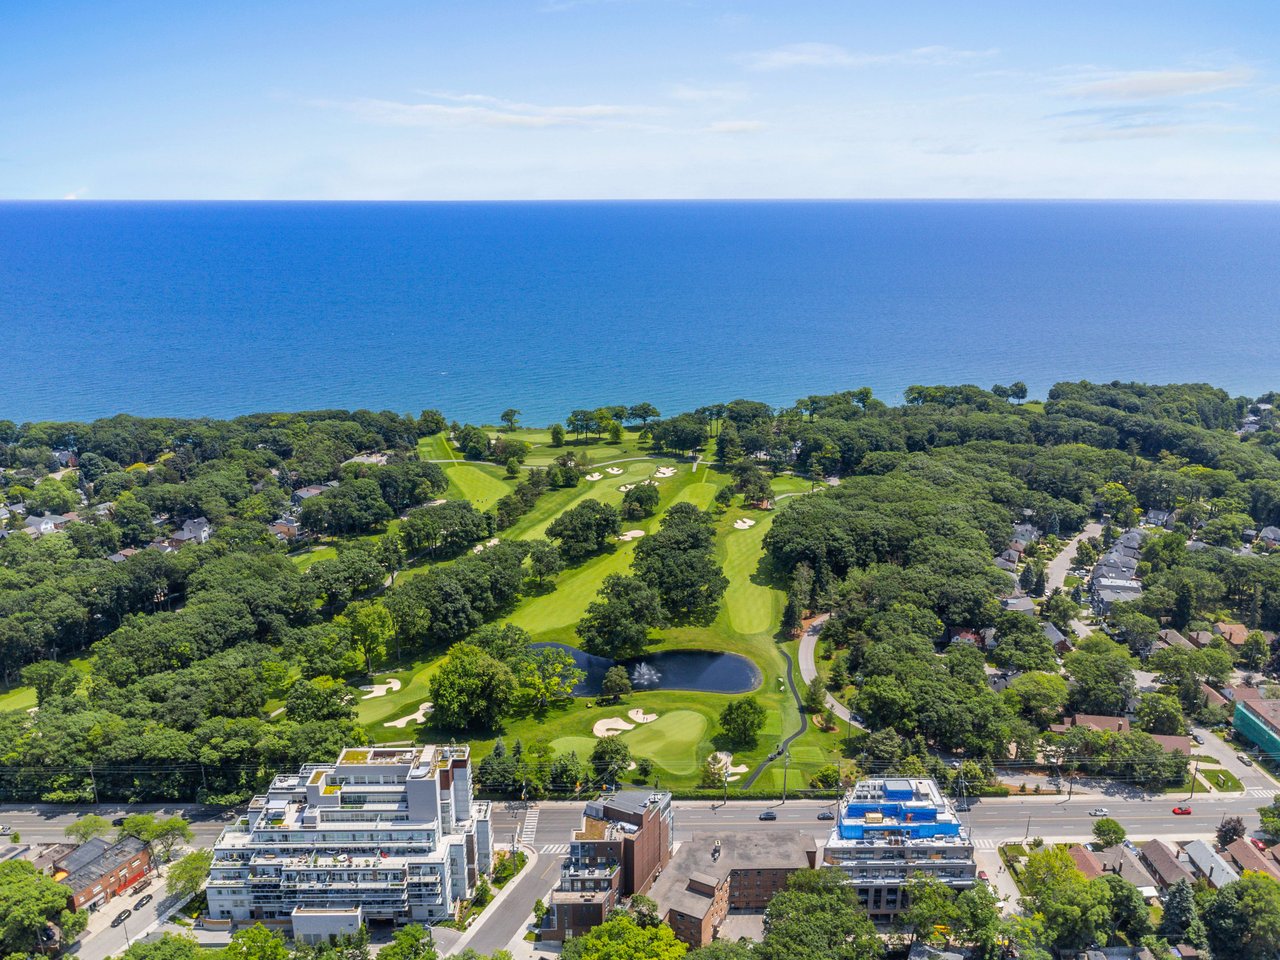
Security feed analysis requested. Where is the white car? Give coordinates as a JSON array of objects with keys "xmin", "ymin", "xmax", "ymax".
[{"xmin": 1089, "ymin": 807, "xmax": 1109, "ymax": 817}]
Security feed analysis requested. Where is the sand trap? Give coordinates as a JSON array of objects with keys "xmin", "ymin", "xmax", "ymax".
[
  {"xmin": 617, "ymin": 529, "xmax": 646, "ymax": 542},
  {"xmin": 618, "ymin": 483, "xmax": 635, "ymax": 492},
  {"xmin": 640, "ymin": 479, "xmax": 658, "ymax": 486},
  {"xmin": 472, "ymin": 544, "xmax": 484, "ymax": 553},
  {"xmin": 733, "ymin": 518, "xmax": 758, "ymax": 530},
  {"xmin": 385, "ymin": 702, "xmax": 433, "ymax": 728},
  {"xmin": 585, "ymin": 473, "xmax": 603, "ymax": 481},
  {"xmin": 606, "ymin": 467, "xmax": 624, "ymax": 475},
  {"xmin": 628, "ymin": 709, "xmax": 657, "ymax": 724},
  {"xmin": 709, "ymin": 751, "xmax": 750, "ymax": 782},
  {"xmin": 360, "ymin": 678, "xmax": 403, "ymax": 699},
  {"xmin": 593, "ymin": 717, "xmax": 635, "ymax": 737},
  {"xmin": 653, "ymin": 467, "xmax": 676, "ymax": 478},
  {"xmin": 486, "ymin": 537, "xmax": 499, "ymax": 546}
]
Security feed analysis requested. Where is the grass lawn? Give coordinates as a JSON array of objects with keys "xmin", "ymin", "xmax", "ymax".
[
  {"xmin": 0, "ymin": 657, "xmax": 91, "ymax": 714},
  {"xmin": 1201, "ymin": 767, "xmax": 1244, "ymax": 792},
  {"xmin": 770, "ymin": 474, "xmax": 816, "ymax": 498},
  {"xmin": 290, "ymin": 544, "xmax": 337, "ymax": 570},
  {"xmin": 418, "ymin": 433, "xmax": 461, "ymax": 462},
  {"xmin": 494, "ymin": 426, "xmax": 655, "ymax": 468},
  {"xmin": 442, "ymin": 462, "xmax": 517, "ymax": 510}
]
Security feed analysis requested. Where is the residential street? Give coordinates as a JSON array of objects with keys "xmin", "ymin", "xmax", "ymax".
[{"xmin": 1043, "ymin": 521, "xmax": 1102, "ymax": 637}]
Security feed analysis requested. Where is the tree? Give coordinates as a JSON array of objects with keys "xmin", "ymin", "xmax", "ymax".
[
  {"xmin": 902, "ymin": 874, "xmax": 958, "ymax": 944},
  {"xmin": 1135, "ymin": 692, "xmax": 1186, "ymax": 736},
  {"xmin": 500, "ymin": 409, "xmax": 521, "ymax": 431},
  {"xmin": 379, "ymin": 925, "xmax": 437, "ymax": 960},
  {"xmin": 0, "ymin": 860, "xmax": 88, "ymax": 954},
  {"xmin": 116, "ymin": 934, "xmax": 203, "ymax": 960},
  {"xmin": 516, "ymin": 647, "xmax": 585, "ymax": 710},
  {"xmin": 756, "ymin": 869, "xmax": 882, "ymax": 960},
  {"xmin": 1159, "ymin": 878, "xmax": 1207, "ymax": 947},
  {"xmin": 429, "ymin": 643, "xmax": 516, "ymax": 729},
  {"xmin": 1244, "ymin": 630, "xmax": 1271, "ymax": 670},
  {"xmin": 547, "ymin": 499, "xmax": 620, "ymax": 560},
  {"xmin": 1258, "ymin": 795, "xmax": 1280, "ymax": 842},
  {"xmin": 27, "ymin": 476, "xmax": 78, "ymax": 515},
  {"xmin": 550, "ymin": 423, "xmax": 566, "ymax": 447},
  {"xmin": 632, "ymin": 505, "xmax": 727, "ymax": 621},
  {"xmin": 1002, "ymin": 671, "xmax": 1070, "ymax": 728},
  {"xmin": 224, "ymin": 924, "xmax": 291, "ymax": 960},
  {"xmin": 602, "ymin": 665, "xmax": 632, "ymax": 701},
  {"xmin": 621, "ymin": 483, "xmax": 660, "ymax": 520},
  {"xmin": 1218, "ymin": 815, "xmax": 1248, "ymax": 848},
  {"xmin": 21, "ymin": 659, "xmax": 79, "ymax": 705},
  {"xmin": 166, "ymin": 849, "xmax": 213, "ymax": 899},
  {"xmin": 991, "ymin": 611, "xmax": 1056, "ymax": 672},
  {"xmin": 1099, "ymin": 873, "xmax": 1152, "ymax": 943},
  {"xmin": 627, "ymin": 403, "xmax": 660, "ymax": 426},
  {"xmin": 719, "ymin": 697, "xmax": 766, "ymax": 749},
  {"xmin": 286, "ymin": 676, "xmax": 357, "ymax": 723},
  {"xmin": 523, "ymin": 539, "xmax": 563, "ymax": 587},
  {"xmin": 1092, "ymin": 817, "xmax": 1126, "ymax": 849},
  {"xmin": 804, "ymin": 676, "xmax": 827, "ymax": 714},
  {"xmin": 1020, "ymin": 845, "xmax": 1113, "ymax": 953},
  {"xmin": 634, "ymin": 757, "xmax": 654, "ymax": 781},
  {"xmin": 561, "ymin": 913, "xmax": 685, "ymax": 960},
  {"xmin": 65, "ymin": 813, "xmax": 112, "ymax": 844},
  {"xmin": 338, "ymin": 600, "xmax": 394, "ymax": 673},
  {"xmin": 590, "ymin": 736, "xmax": 633, "ymax": 781},
  {"xmin": 1203, "ymin": 872, "xmax": 1280, "ymax": 960},
  {"xmin": 577, "ymin": 575, "xmax": 665, "ymax": 659}
]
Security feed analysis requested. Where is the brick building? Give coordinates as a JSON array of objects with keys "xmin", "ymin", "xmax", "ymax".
[
  {"xmin": 56, "ymin": 836, "xmax": 151, "ymax": 912},
  {"xmin": 543, "ymin": 791, "xmax": 673, "ymax": 942},
  {"xmin": 648, "ymin": 831, "xmax": 816, "ymax": 948}
]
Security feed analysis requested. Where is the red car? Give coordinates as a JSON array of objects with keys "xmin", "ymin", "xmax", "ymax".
[
  {"xmin": 1253, "ymin": 838, "xmax": 1268, "ymax": 852},
  {"xmin": 1172, "ymin": 806, "xmax": 1192, "ymax": 815}
]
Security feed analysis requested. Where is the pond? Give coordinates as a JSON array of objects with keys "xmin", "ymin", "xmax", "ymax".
[{"xmin": 534, "ymin": 643, "xmax": 762, "ymax": 697}]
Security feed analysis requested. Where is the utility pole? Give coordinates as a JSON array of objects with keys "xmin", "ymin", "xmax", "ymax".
[
  {"xmin": 1189, "ymin": 761, "xmax": 1199, "ymax": 800},
  {"xmin": 89, "ymin": 764, "xmax": 98, "ymax": 805}
]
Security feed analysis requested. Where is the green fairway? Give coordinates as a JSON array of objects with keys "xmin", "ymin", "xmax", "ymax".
[
  {"xmin": 621, "ymin": 710, "xmax": 709, "ymax": 775},
  {"xmin": 496, "ymin": 426, "xmax": 654, "ymax": 467},
  {"xmin": 353, "ymin": 655, "xmax": 446, "ymax": 737},
  {"xmin": 550, "ymin": 735, "xmax": 598, "ymax": 759},
  {"xmin": 418, "ymin": 433, "xmax": 460, "ymax": 462},
  {"xmin": 290, "ymin": 545, "xmax": 336, "ymax": 570},
  {"xmin": 719, "ymin": 509, "xmax": 784, "ymax": 636},
  {"xmin": 0, "ymin": 684, "xmax": 36, "ymax": 712},
  {"xmin": 442, "ymin": 461, "xmax": 516, "ymax": 509}
]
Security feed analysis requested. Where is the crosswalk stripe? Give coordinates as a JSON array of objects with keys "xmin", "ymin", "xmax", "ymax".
[
  {"xmin": 520, "ymin": 807, "xmax": 541, "ymax": 843},
  {"xmin": 539, "ymin": 844, "xmax": 570, "ymax": 854}
]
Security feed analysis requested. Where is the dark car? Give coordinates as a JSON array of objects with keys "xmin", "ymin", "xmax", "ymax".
[
  {"xmin": 134, "ymin": 894, "xmax": 153, "ymax": 910},
  {"xmin": 1172, "ymin": 806, "xmax": 1192, "ymax": 816},
  {"xmin": 111, "ymin": 816, "xmax": 127, "ymax": 827},
  {"xmin": 758, "ymin": 810, "xmax": 777, "ymax": 821},
  {"xmin": 817, "ymin": 811, "xmax": 835, "ymax": 821},
  {"xmin": 111, "ymin": 910, "xmax": 132, "ymax": 928}
]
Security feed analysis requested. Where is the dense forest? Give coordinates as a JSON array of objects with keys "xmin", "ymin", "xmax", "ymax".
[{"xmin": 1, "ymin": 381, "xmax": 1278, "ymax": 802}]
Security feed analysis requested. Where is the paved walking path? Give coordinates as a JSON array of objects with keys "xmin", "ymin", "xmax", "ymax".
[{"xmin": 797, "ymin": 614, "xmax": 864, "ymax": 729}]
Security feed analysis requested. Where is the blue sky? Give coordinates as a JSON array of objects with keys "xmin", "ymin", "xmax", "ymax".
[{"xmin": 2, "ymin": 0, "xmax": 1277, "ymax": 199}]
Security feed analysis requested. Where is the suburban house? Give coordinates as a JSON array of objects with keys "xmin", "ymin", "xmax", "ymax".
[
  {"xmin": 1153, "ymin": 629, "xmax": 1194, "ymax": 653},
  {"xmin": 52, "ymin": 450, "xmax": 78, "ymax": 468},
  {"xmin": 1144, "ymin": 508, "xmax": 1174, "ymax": 528},
  {"xmin": 543, "ymin": 791, "xmax": 674, "ymax": 943},
  {"xmin": 1183, "ymin": 839, "xmax": 1239, "ymax": 889},
  {"xmin": 1047, "ymin": 714, "xmax": 1189, "ymax": 755},
  {"xmin": 269, "ymin": 517, "xmax": 302, "ymax": 540},
  {"xmin": 1139, "ymin": 839, "xmax": 1195, "ymax": 892},
  {"xmin": 1212, "ymin": 622, "xmax": 1250, "ymax": 649},
  {"xmin": 56, "ymin": 836, "xmax": 151, "ymax": 912},
  {"xmin": 22, "ymin": 514, "xmax": 69, "ymax": 537},
  {"xmin": 1066, "ymin": 844, "xmax": 1104, "ymax": 879},
  {"xmin": 1259, "ymin": 526, "xmax": 1280, "ymax": 549},
  {"xmin": 1224, "ymin": 838, "xmax": 1280, "ymax": 882},
  {"xmin": 1002, "ymin": 597, "xmax": 1036, "ymax": 614},
  {"xmin": 649, "ymin": 831, "xmax": 816, "ymax": 948},
  {"xmin": 170, "ymin": 517, "xmax": 213, "ymax": 545},
  {"xmin": 291, "ymin": 481, "xmax": 339, "ymax": 507},
  {"xmin": 107, "ymin": 548, "xmax": 139, "ymax": 563}
]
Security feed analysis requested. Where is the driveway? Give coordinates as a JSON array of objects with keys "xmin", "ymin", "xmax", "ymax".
[{"xmin": 797, "ymin": 615, "xmax": 862, "ymax": 728}]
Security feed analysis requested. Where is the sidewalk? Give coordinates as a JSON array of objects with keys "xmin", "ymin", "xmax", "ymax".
[{"xmin": 444, "ymin": 844, "xmax": 555, "ymax": 957}]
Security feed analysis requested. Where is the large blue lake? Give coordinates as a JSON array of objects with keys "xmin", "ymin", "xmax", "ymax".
[{"xmin": 3, "ymin": 200, "xmax": 1278, "ymax": 423}]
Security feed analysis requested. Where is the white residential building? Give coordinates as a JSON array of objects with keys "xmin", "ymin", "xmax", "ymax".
[
  {"xmin": 206, "ymin": 745, "xmax": 493, "ymax": 942},
  {"xmin": 822, "ymin": 778, "xmax": 975, "ymax": 924}
]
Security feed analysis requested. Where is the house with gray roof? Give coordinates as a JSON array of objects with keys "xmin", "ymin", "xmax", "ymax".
[{"xmin": 1183, "ymin": 839, "xmax": 1239, "ymax": 889}]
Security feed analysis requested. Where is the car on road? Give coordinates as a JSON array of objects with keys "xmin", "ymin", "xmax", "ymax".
[
  {"xmin": 817, "ymin": 811, "xmax": 835, "ymax": 821},
  {"xmin": 1172, "ymin": 806, "xmax": 1192, "ymax": 816},
  {"xmin": 134, "ymin": 894, "xmax": 153, "ymax": 909},
  {"xmin": 111, "ymin": 910, "xmax": 132, "ymax": 928},
  {"xmin": 0, "ymin": 824, "xmax": 9, "ymax": 835},
  {"xmin": 978, "ymin": 870, "xmax": 988, "ymax": 881},
  {"xmin": 1192, "ymin": 733, "xmax": 1205, "ymax": 745},
  {"xmin": 1238, "ymin": 753, "xmax": 1255, "ymax": 766},
  {"xmin": 1089, "ymin": 807, "xmax": 1109, "ymax": 816},
  {"xmin": 758, "ymin": 810, "xmax": 777, "ymax": 821}
]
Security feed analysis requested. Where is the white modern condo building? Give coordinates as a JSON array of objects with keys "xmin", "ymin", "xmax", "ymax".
[{"xmin": 206, "ymin": 745, "xmax": 493, "ymax": 942}]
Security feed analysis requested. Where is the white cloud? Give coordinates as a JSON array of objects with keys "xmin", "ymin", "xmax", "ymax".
[
  {"xmin": 62, "ymin": 187, "xmax": 87, "ymax": 200},
  {"xmin": 707, "ymin": 120, "xmax": 765, "ymax": 133},
  {"xmin": 316, "ymin": 92, "xmax": 660, "ymax": 129},
  {"xmin": 1063, "ymin": 67, "xmax": 1254, "ymax": 100},
  {"xmin": 740, "ymin": 42, "xmax": 996, "ymax": 72},
  {"xmin": 668, "ymin": 83, "xmax": 747, "ymax": 103}
]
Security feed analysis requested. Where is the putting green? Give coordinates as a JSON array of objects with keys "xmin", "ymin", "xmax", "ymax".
[
  {"xmin": 621, "ymin": 710, "xmax": 709, "ymax": 775},
  {"xmin": 550, "ymin": 735, "xmax": 599, "ymax": 759},
  {"xmin": 442, "ymin": 462, "xmax": 515, "ymax": 509}
]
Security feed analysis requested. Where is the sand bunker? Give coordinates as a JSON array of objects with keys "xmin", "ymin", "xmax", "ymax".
[
  {"xmin": 640, "ymin": 479, "xmax": 658, "ymax": 486},
  {"xmin": 385, "ymin": 702, "xmax": 433, "ymax": 728},
  {"xmin": 360, "ymin": 678, "xmax": 403, "ymax": 699},
  {"xmin": 585, "ymin": 473, "xmax": 603, "ymax": 481},
  {"xmin": 733, "ymin": 518, "xmax": 758, "ymax": 530},
  {"xmin": 709, "ymin": 751, "xmax": 750, "ymax": 782},
  {"xmin": 617, "ymin": 529, "xmax": 646, "ymax": 542},
  {"xmin": 653, "ymin": 467, "xmax": 676, "ymax": 478},
  {"xmin": 593, "ymin": 717, "xmax": 635, "ymax": 737},
  {"xmin": 606, "ymin": 467, "xmax": 624, "ymax": 475},
  {"xmin": 618, "ymin": 483, "xmax": 635, "ymax": 492},
  {"xmin": 628, "ymin": 709, "xmax": 657, "ymax": 724}
]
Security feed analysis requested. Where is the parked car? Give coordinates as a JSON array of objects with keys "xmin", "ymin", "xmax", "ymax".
[
  {"xmin": 758, "ymin": 810, "xmax": 777, "ymax": 821},
  {"xmin": 1089, "ymin": 807, "xmax": 1109, "ymax": 817},
  {"xmin": 1252, "ymin": 838, "xmax": 1268, "ymax": 852},
  {"xmin": 978, "ymin": 870, "xmax": 989, "ymax": 881},
  {"xmin": 817, "ymin": 811, "xmax": 835, "ymax": 821},
  {"xmin": 1172, "ymin": 806, "xmax": 1192, "ymax": 816},
  {"xmin": 1192, "ymin": 733, "xmax": 1205, "ymax": 745},
  {"xmin": 134, "ymin": 894, "xmax": 153, "ymax": 909},
  {"xmin": 1238, "ymin": 753, "xmax": 1255, "ymax": 766},
  {"xmin": 111, "ymin": 910, "xmax": 132, "ymax": 928},
  {"xmin": 111, "ymin": 816, "xmax": 127, "ymax": 827}
]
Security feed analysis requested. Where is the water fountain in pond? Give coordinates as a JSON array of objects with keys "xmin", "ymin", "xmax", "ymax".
[{"xmin": 631, "ymin": 662, "xmax": 661, "ymax": 688}]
